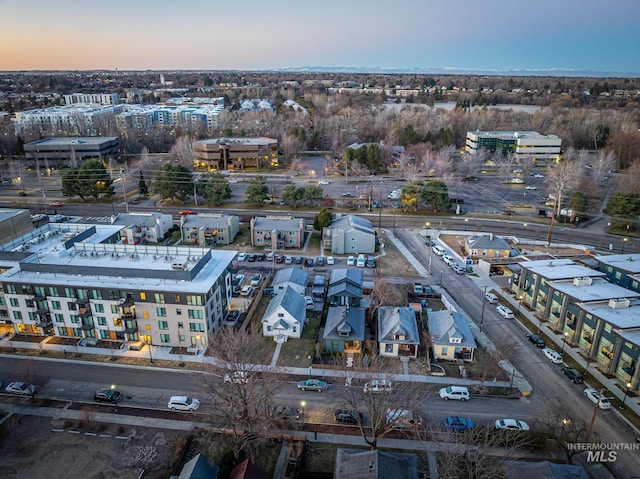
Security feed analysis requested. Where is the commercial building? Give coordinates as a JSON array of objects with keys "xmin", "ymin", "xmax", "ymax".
[
  {"xmin": 24, "ymin": 137, "xmax": 120, "ymax": 169},
  {"xmin": 0, "ymin": 209, "xmax": 33, "ymax": 245},
  {"xmin": 250, "ymin": 215, "xmax": 304, "ymax": 250},
  {"xmin": 194, "ymin": 137, "xmax": 278, "ymax": 171},
  {"xmin": 466, "ymin": 130, "xmax": 562, "ymax": 163},
  {"xmin": 0, "ymin": 222, "xmax": 235, "ymax": 350}
]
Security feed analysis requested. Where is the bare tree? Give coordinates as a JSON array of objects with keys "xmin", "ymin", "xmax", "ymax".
[
  {"xmin": 536, "ymin": 409, "xmax": 600, "ymax": 464},
  {"xmin": 458, "ymin": 148, "xmax": 488, "ymax": 179},
  {"xmin": 281, "ymin": 133, "xmax": 305, "ymax": 165},
  {"xmin": 200, "ymin": 325, "xmax": 283, "ymax": 458},
  {"xmin": 170, "ymin": 134, "xmax": 197, "ymax": 167},
  {"xmin": 369, "ymin": 277, "xmax": 406, "ymax": 323},
  {"xmin": 591, "ymin": 149, "xmax": 617, "ymax": 186}
]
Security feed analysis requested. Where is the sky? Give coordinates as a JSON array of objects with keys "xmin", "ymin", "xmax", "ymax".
[{"xmin": 2, "ymin": 0, "xmax": 639, "ymax": 74}]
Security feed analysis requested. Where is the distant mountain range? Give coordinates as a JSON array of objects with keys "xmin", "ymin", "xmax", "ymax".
[{"xmin": 272, "ymin": 65, "xmax": 639, "ymax": 78}]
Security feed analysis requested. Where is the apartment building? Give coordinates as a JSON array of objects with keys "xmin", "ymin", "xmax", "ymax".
[
  {"xmin": 323, "ymin": 215, "xmax": 376, "ymax": 255},
  {"xmin": 194, "ymin": 137, "xmax": 278, "ymax": 171},
  {"xmin": 466, "ymin": 130, "xmax": 562, "ymax": 163},
  {"xmin": 64, "ymin": 93, "xmax": 119, "ymax": 106},
  {"xmin": 250, "ymin": 215, "xmax": 304, "ymax": 250},
  {"xmin": 110, "ymin": 212, "xmax": 174, "ymax": 244},
  {"xmin": 179, "ymin": 213, "xmax": 239, "ymax": 246},
  {"xmin": 0, "ymin": 222, "xmax": 235, "ymax": 350},
  {"xmin": 115, "ymin": 103, "xmax": 224, "ymax": 132},
  {"xmin": 12, "ymin": 105, "xmax": 124, "ymax": 137}
]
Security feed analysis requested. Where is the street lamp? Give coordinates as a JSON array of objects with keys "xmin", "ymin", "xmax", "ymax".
[
  {"xmin": 517, "ymin": 295, "xmax": 524, "ymax": 314},
  {"xmin": 622, "ymin": 237, "xmax": 628, "ymax": 254},
  {"xmin": 560, "ymin": 418, "xmax": 571, "ymax": 440},
  {"xmin": 308, "ymin": 355, "xmax": 312, "ymax": 379},
  {"xmin": 464, "ymin": 218, "xmax": 468, "ymax": 231},
  {"xmin": 522, "ymin": 223, "xmax": 527, "ymax": 238},
  {"xmin": 146, "ymin": 337, "xmax": 154, "ymax": 364},
  {"xmin": 111, "ymin": 384, "xmax": 119, "ymax": 412},
  {"xmin": 620, "ymin": 382, "xmax": 632, "ymax": 409},
  {"xmin": 301, "ymin": 400, "xmax": 306, "ymax": 429},
  {"xmin": 560, "ymin": 331, "xmax": 569, "ymax": 354},
  {"xmin": 439, "ymin": 270, "xmax": 443, "ymax": 287},
  {"xmin": 480, "ymin": 286, "xmax": 487, "ymax": 332}
]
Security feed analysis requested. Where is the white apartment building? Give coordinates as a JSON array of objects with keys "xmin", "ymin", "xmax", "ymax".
[
  {"xmin": 0, "ymin": 222, "xmax": 236, "ymax": 351},
  {"xmin": 63, "ymin": 93, "xmax": 120, "ymax": 106},
  {"xmin": 12, "ymin": 105, "xmax": 124, "ymax": 137}
]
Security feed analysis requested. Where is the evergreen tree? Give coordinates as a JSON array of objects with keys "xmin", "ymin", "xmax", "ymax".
[
  {"xmin": 138, "ymin": 171, "xmax": 149, "ymax": 196},
  {"xmin": 313, "ymin": 207, "xmax": 332, "ymax": 231},
  {"xmin": 245, "ymin": 176, "xmax": 269, "ymax": 205}
]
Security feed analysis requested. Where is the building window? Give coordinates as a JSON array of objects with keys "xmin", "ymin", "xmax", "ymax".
[
  {"xmin": 442, "ymin": 347, "xmax": 449, "ymax": 355},
  {"xmin": 179, "ymin": 335, "xmax": 185, "ymax": 342},
  {"xmin": 188, "ymin": 309, "xmax": 203, "ymax": 319},
  {"xmin": 97, "ymin": 317, "xmax": 106, "ymax": 326},
  {"xmin": 178, "ymin": 322, "xmax": 184, "ymax": 329},
  {"xmin": 9, "ymin": 298, "xmax": 19, "ymax": 308},
  {"xmin": 160, "ymin": 334, "xmax": 170, "ymax": 343},
  {"xmin": 55, "ymin": 314, "xmax": 64, "ymax": 323},
  {"xmin": 100, "ymin": 330, "xmax": 110, "ymax": 339},
  {"xmin": 186, "ymin": 295, "xmax": 202, "ymax": 306},
  {"xmin": 57, "ymin": 327, "xmax": 66, "ymax": 336},
  {"xmin": 176, "ymin": 308, "xmax": 182, "ymax": 315},
  {"xmin": 384, "ymin": 343, "xmax": 393, "ymax": 353},
  {"xmin": 189, "ymin": 322, "xmax": 205, "ymax": 332},
  {"xmin": 267, "ymin": 325, "xmax": 272, "ymax": 332},
  {"xmin": 70, "ymin": 315, "xmax": 79, "ymax": 324},
  {"xmin": 91, "ymin": 290, "xmax": 102, "ymax": 300},
  {"xmin": 140, "ymin": 292, "xmax": 146, "ymax": 300},
  {"xmin": 94, "ymin": 304, "xmax": 104, "ymax": 313},
  {"xmin": 143, "ymin": 311, "xmax": 149, "ymax": 319},
  {"xmin": 156, "ymin": 307, "xmax": 167, "ymax": 317},
  {"xmin": 158, "ymin": 321, "xmax": 169, "ymax": 330},
  {"xmin": 174, "ymin": 295, "xmax": 181, "ymax": 303},
  {"xmin": 154, "ymin": 293, "xmax": 165, "ymax": 304}
]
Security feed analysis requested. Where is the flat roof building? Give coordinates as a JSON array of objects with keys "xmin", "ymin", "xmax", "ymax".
[
  {"xmin": 24, "ymin": 137, "xmax": 119, "ymax": 169},
  {"xmin": 466, "ymin": 130, "xmax": 562, "ymax": 163},
  {"xmin": 194, "ymin": 137, "xmax": 278, "ymax": 171}
]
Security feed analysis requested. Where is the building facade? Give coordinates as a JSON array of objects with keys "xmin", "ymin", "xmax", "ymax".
[
  {"xmin": 194, "ymin": 137, "xmax": 278, "ymax": 171},
  {"xmin": 179, "ymin": 213, "xmax": 239, "ymax": 246},
  {"xmin": 323, "ymin": 215, "xmax": 376, "ymax": 255},
  {"xmin": 250, "ymin": 215, "xmax": 304, "ymax": 250},
  {"xmin": 111, "ymin": 212, "xmax": 174, "ymax": 244},
  {"xmin": 466, "ymin": 130, "xmax": 562, "ymax": 163},
  {"xmin": 24, "ymin": 137, "xmax": 120, "ymax": 169}
]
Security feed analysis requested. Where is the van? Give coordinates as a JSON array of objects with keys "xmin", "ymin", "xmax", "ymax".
[
  {"xmin": 168, "ymin": 396, "xmax": 200, "ymax": 411},
  {"xmin": 561, "ymin": 366, "xmax": 584, "ymax": 384},
  {"xmin": 484, "ymin": 292, "xmax": 499, "ymax": 304},
  {"xmin": 432, "ymin": 245, "xmax": 446, "ymax": 256},
  {"xmin": 356, "ymin": 254, "xmax": 366, "ymax": 268},
  {"xmin": 439, "ymin": 386, "xmax": 470, "ymax": 401}
]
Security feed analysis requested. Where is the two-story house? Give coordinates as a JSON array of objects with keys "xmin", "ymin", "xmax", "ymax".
[
  {"xmin": 272, "ymin": 267, "xmax": 309, "ymax": 296},
  {"xmin": 110, "ymin": 212, "xmax": 174, "ymax": 244},
  {"xmin": 323, "ymin": 306, "xmax": 365, "ymax": 354},
  {"xmin": 377, "ymin": 306, "xmax": 420, "ymax": 358},
  {"xmin": 262, "ymin": 285, "xmax": 306, "ymax": 342},
  {"xmin": 328, "ymin": 269, "xmax": 363, "ymax": 307},
  {"xmin": 427, "ymin": 310, "xmax": 477, "ymax": 362}
]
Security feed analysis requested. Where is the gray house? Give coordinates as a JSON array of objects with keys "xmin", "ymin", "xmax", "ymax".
[
  {"xmin": 323, "ymin": 306, "xmax": 365, "ymax": 354},
  {"xmin": 428, "ymin": 310, "xmax": 477, "ymax": 362},
  {"xmin": 180, "ymin": 213, "xmax": 239, "ymax": 246},
  {"xmin": 328, "ymin": 269, "xmax": 363, "ymax": 307},
  {"xmin": 465, "ymin": 233, "xmax": 512, "ymax": 258},
  {"xmin": 272, "ymin": 267, "xmax": 309, "ymax": 296},
  {"xmin": 262, "ymin": 285, "xmax": 306, "ymax": 341},
  {"xmin": 334, "ymin": 449, "xmax": 418, "ymax": 479},
  {"xmin": 323, "ymin": 214, "xmax": 376, "ymax": 254},
  {"xmin": 378, "ymin": 306, "xmax": 420, "ymax": 358}
]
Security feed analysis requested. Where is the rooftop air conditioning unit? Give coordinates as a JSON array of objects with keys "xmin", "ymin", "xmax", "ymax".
[
  {"xmin": 608, "ymin": 298, "xmax": 630, "ymax": 309},
  {"xmin": 171, "ymin": 262, "xmax": 186, "ymax": 270},
  {"xmin": 572, "ymin": 277, "xmax": 593, "ymax": 287}
]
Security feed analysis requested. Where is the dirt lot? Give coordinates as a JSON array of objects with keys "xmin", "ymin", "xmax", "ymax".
[{"xmin": 0, "ymin": 414, "xmax": 188, "ymax": 479}]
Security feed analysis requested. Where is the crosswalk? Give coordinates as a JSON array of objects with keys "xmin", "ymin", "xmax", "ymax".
[{"xmin": 83, "ymin": 216, "xmax": 112, "ymax": 223}]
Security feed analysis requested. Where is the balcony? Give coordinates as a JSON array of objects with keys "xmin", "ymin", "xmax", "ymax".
[
  {"xmin": 118, "ymin": 297, "xmax": 134, "ymax": 308},
  {"xmin": 124, "ymin": 322, "xmax": 138, "ymax": 334},
  {"xmin": 78, "ymin": 308, "xmax": 92, "ymax": 318},
  {"xmin": 79, "ymin": 322, "xmax": 94, "ymax": 331},
  {"xmin": 71, "ymin": 298, "xmax": 89, "ymax": 308}
]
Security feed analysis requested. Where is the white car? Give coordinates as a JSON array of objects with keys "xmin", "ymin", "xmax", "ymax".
[
  {"xmin": 495, "ymin": 419, "xmax": 530, "ymax": 431},
  {"xmin": 542, "ymin": 347, "xmax": 563, "ymax": 364},
  {"xmin": 525, "ymin": 185, "xmax": 537, "ymax": 190},
  {"xmin": 451, "ymin": 263, "xmax": 465, "ymax": 274},
  {"xmin": 319, "ymin": 180, "xmax": 330, "ymax": 185},
  {"xmin": 513, "ymin": 168, "xmax": 523, "ymax": 174},
  {"xmin": 237, "ymin": 252, "xmax": 248, "ymax": 261},
  {"xmin": 584, "ymin": 388, "xmax": 612, "ymax": 409},
  {"xmin": 533, "ymin": 173, "xmax": 544, "ymax": 178},
  {"xmin": 326, "ymin": 256, "xmax": 335, "ymax": 265},
  {"xmin": 304, "ymin": 296, "xmax": 314, "ymax": 309},
  {"xmin": 5, "ymin": 382, "xmax": 36, "ymax": 396},
  {"xmin": 511, "ymin": 178, "xmax": 524, "ymax": 184},
  {"xmin": 496, "ymin": 305, "xmax": 514, "ymax": 319},
  {"xmin": 224, "ymin": 371, "xmax": 250, "ymax": 384},
  {"xmin": 439, "ymin": 386, "xmax": 470, "ymax": 401},
  {"xmin": 285, "ymin": 256, "xmax": 293, "ymax": 264},
  {"xmin": 168, "ymin": 396, "xmax": 200, "ymax": 411},
  {"xmin": 442, "ymin": 255, "xmax": 455, "ymax": 266},
  {"xmin": 250, "ymin": 274, "xmax": 262, "ymax": 286},
  {"xmin": 240, "ymin": 285, "xmax": 254, "ymax": 297},
  {"xmin": 347, "ymin": 256, "xmax": 355, "ymax": 266}
]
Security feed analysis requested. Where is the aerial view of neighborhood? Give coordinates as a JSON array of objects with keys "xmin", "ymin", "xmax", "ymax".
[{"xmin": 1, "ymin": 2, "xmax": 640, "ymax": 479}]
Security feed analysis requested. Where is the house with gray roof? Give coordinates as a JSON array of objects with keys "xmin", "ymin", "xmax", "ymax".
[
  {"xmin": 272, "ymin": 267, "xmax": 309, "ymax": 296},
  {"xmin": 378, "ymin": 306, "xmax": 420, "ymax": 358},
  {"xmin": 179, "ymin": 213, "xmax": 239, "ymax": 246},
  {"xmin": 323, "ymin": 306, "xmax": 365, "ymax": 354},
  {"xmin": 428, "ymin": 310, "xmax": 477, "ymax": 362},
  {"xmin": 334, "ymin": 448, "xmax": 418, "ymax": 479},
  {"xmin": 328, "ymin": 268, "xmax": 363, "ymax": 307},
  {"xmin": 465, "ymin": 233, "xmax": 512, "ymax": 258},
  {"xmin": 502, "ymin": 460, "xmax": 588, "ymax": 479},
  {"xmin": 173, "ymin": 453, "xmax": 219, "ymax": 479},
  {"xmin": 250, "ymin": 215, "xmax": 304, "ymax": 250},
  {"xmin": 323, "ymin": 214, "xmax": 376, "ymax": 254},
  {"xmin": 262, "ymin": 285, "xmax": 306, "ymax": 342},
  {"xmin": 110, "ymin": 211, "xmax": 174, "ymax": 244}
]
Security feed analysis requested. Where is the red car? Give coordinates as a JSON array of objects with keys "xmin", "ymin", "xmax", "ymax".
[
  {"xmin": 49, "ymin": 202, "xmax": 63, "ymax": 207},
  {"xmin": 274, "ymin": 254, "xmax": 285, "ymax": 264},
  {"xmin": 179, "ymin": 209, "xmax": 193, "ymax": 215}
]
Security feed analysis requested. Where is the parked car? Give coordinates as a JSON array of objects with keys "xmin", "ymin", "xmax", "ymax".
[
  {"xmin": 178, "ymin": 209, "xmax": 193, "ymax": 215},
  {"xmin": 94, "ymin": 388, "xmax": 123, "ymax": 403},
  {"xmin": 266, "ymin": 252, "xmax": 274, "ymax": 261},
  {"xmin": 319, "ymin": 180, "xmax": 330, "ymax": 185},
  {"xmin": 347, "ymin": 256, "xmax": 355, "ymax": 266},
  {"xmin": 316, "ymin": 257, "xmax": 325, "ymax": 266},
  {"xmin": 326, "ymin": 256, "xmax": 335, "ymax": 265},
  {"xmin": 49, "ymin": 201, "xmax": 63, "ymax": 207},
  {"xmin": 484, "ymin": 292, "xmax": 499, "ymax": 303},
  {"xmin": 297, "ymin": 379, "xmax": 328, "ymax": 392},
  {"xmin": 247, "ymin": 254, "xmax": 257, "ymax": 262},
  {"xmin": 525, "ymin": 185, "xmax": 537, "ymax": 190},
  {"xmin": 526, "ymin": 334, "xmax": 545, "ymax": 347},
  {"xmin": 510, "ymin": 178, "xmax": 524, "ymax": 184},
  {"xmin": 444, "ymin": 416, "xmax": 475, "ymax": 431},
  {"xmin": 270, "ymin": 405, "xmax": 300, "ymax": 420},
  {"xmin": 224, "ymin": 371, "xmax": 250, "ymax": 384},
  {"xmin": 561, "ymin": 366, "xmax": 584, "ymax": 384},
  {"xmin": 584, "ymin": 388, "xmax": 612, "ymax": 409},
  {"xmin": 342, "ymin": 192, "xmax": 355, "ymax": 197},
  {"xmin": 304, "ymin": 296, "xmax": 314, "ymax": 310},
  {"xmin": 533, "ymin": 173, "xmax": 545, "ymax": 178},
  {"xmin": 386, "ymin": 409, "xmax": 423, "ymax": 429},
  {"xmin": 496, "ymin": 305, "xmax": 514, "ymax": 319},
  {"xmin": 542, "ymin": 347, "xmax": 563, "ymax": 364},
  {"xmin": 5, "ymin": 382, "xmax": 36, "ymax": 397},
  {"xmin": 275, "ymin": 254, "xmax": 285, "ymax": 264},
  {"xmin": 232, "ymin": 274, "xmax": 245, "ymax": 287},
  {"xmin": 439, "ymin": 386, "xmax": 470, "ymax": 401},
  {"xmin": 250, "ymin": 274, "xmax": 262, "ymax": 286},
  {"xmin": 432, "ymin": 245, "xmax": 446, "ymax": 255},
  {"xmin": 240, "ymin": 285, "xmax": 254, "ymax": 297},
  {"xmin": 451, "ymin": 263, "xmax": 465, "ymax": 274},
  {"xmin": 237, "ymin": 252, "xmax": 248, "ymax": 262},
  {"xmin": 295, "ymin": 256, "xmax": 304, "ymax": 264},
  {"xmin": 442, "ymin": 255, "xmax": 455, "ymax": 266},
  {"xmin": 356, "ymin": 254, "xmax": 366, "ymax": 267},
  {"xmin": 305, "ymin": 258, "xmax": 314, "ymax": 267},
  {"xmin": 168, "ymin": 396, "xmax": 200, "ymax": 411},
  {"xmin": 363, "ymin": 379, "xmax": 392, "ymax": 394},
  {"xmin": 495, "ymin": 419, "xmax": 530, "ymax": 431},
  {"xmin": 366, "ymin": 256, "xmax": 376, "ymax": 268},
  {"xmin": 255, "ymin": 253, "xmax": 266, "ymax": 261},
  {"xmin": 334, "ymin": 409, "xmax": 364, "ymax": 425},
  {"xmin": 225, "ymin": 309, "xmax": 240, "ymax": 322},
  {"xmin": 285, "ymin": 256, "xmax": 293, "ymax": 264}
]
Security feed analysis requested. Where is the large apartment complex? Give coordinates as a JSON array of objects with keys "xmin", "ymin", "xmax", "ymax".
[
  {"xmin": 466, "ymin": 130, "xmax": 562, "ymax": 163},
  {"xmin": 0, "ymin": 222, "xmax": 236, "ymax": 351}
]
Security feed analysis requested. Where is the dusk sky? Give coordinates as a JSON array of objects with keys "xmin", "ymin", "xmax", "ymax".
[{"xmin": 2, "ymin": 0, "xmax": 639, "ymax": 73}]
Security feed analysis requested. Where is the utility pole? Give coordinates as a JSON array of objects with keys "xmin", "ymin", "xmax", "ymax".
[
  {"xmin": 120, "ymin": 165, "xmax": 129, "ymax": 214},
  {"xmin": 587, "ymin": 388, "xmax": 603, "ymax": 435},
  {"xmin": 480, "ymin": 285, "xmax": 487, "ymax": 332}
]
